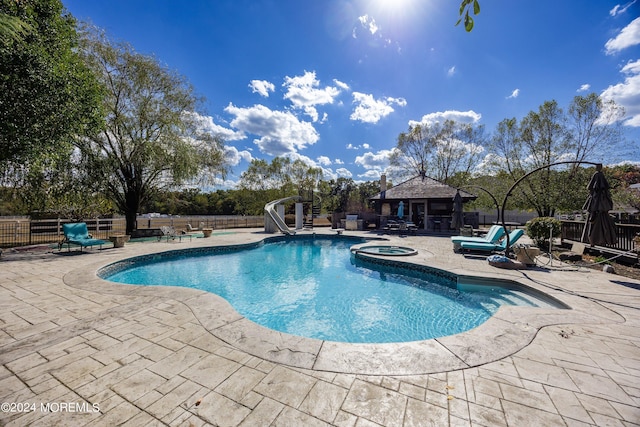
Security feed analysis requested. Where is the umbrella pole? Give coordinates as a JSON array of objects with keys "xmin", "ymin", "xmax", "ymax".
[{"xmin": 580, "ymin": 213, "xmax": 590, "ymax": 244}]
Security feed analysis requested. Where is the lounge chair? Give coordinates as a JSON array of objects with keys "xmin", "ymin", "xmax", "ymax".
[
  {"xmin": 450, "ymin": 225, "xmax": 506, "ymax": 252},
  {"xmin": 60, "ymin": 222, "xmax": 107, "ymax": 252},
  {"xmin": 459, "ymin": 229, "xmax": 525, "ymax": 253},
  {"xmin": 158, "ymin": 226, "xmax": 192, "ymax": 242}
]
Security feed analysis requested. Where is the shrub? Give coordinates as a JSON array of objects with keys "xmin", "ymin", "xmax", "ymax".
[{"xmin": 526, "ymin": 217, "xmax": 562, "ymax": 248}]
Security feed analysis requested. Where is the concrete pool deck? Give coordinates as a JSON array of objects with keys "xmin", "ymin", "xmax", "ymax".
[{"xmin": 0, "ymin": 228, "xmax": 638, "ymax": 426}]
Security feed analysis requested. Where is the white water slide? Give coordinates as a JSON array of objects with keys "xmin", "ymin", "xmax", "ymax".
[{"xmin": 264, "ymin": 196, "xmax": 301, "ymax": 235}]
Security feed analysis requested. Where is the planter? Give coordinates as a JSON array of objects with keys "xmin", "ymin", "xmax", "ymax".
[
  {"xmin": 202, "ymin": 228, "xmax": 213, "ymax": 238},
  {"xmin": 109, "ymin": 234, "xmax": 130, "ymax": 248},
  {"xmin": 513, "ymin": 246, "xmax": 540, "ymax": 265}
]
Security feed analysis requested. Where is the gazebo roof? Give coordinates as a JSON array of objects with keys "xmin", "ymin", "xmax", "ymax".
[{"xmin": 370, "ymin": 175, "xmax": 476, "ymax": 201}]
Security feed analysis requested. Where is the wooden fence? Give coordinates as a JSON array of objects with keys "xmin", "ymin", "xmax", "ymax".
[
  {"xmin": 561, "ymin": 220, "xmax": 639, "ymax": 256},
  {"xmin": 0, "ymin": 216, "xmax": 264, "ymax": 249}
]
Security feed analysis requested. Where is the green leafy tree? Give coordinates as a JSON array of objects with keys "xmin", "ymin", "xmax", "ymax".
[
  {"xmin": 76, "ymin": 27, "xmax": 229, "ymax": 234},
  {"xmin": 1, "ymin": 0, "xmax": 103, "ymax": 216},
  {"xmin": 608, "ymin": 164, "xmax": 640, "ymax": 212},
  {"xmin": 487, "ymin": 96, "xmax": 624, "ymax": 217},
  {"xmin": 0, "ymin": 9, "xmax": 32, "ymax": 45},
  {"xmin": 0, "ymin": 0, "xmax": 103, "ymax": 166},
  {"xmin": 321, "ymin": 178, "xmax": 357, "ymax": 213},
  {"xmin": 237, "ymin": 157, "xmax": 321, "ymax": 215},
  {"xmin": 390, "ymin": 119, "xmax": 485, "ymax": 185}
]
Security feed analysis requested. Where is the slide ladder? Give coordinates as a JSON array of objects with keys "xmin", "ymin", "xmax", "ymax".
[{"xmin": 264, "ymin": 196, "xmax": 301, "ymax": 235}]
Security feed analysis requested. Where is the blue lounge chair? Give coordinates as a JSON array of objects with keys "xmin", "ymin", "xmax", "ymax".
[
  {"xmin": 459, "ymin": 229, "xmax": 524, "ymax": 253},
  {"xmin": 60, "ymin": 222, "xmax": 107, "ymax": 252},
  {"xmin": 451, "ymin": 225, "xmax": 506, "ymax": 252}
]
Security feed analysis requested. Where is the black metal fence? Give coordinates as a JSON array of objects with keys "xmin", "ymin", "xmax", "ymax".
[
  {"xmin": 134, "ymin": 215, "xmax": 264, "ymax": 231},
  {"xmin": 561, "ymin": 220, "xmax": 640, "ymax": 254},
  {"xmin": 0, "ymin": 215, "xmax": 264, "ymax": 249},
  {"xmin": 476, "ymin": 210, "xmax": 538, "ymax": 226}
]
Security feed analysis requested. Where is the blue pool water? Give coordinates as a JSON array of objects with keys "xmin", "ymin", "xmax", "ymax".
[{"xmin": 104, "ymin": 237, "xmax": 553, "ymax": 343}]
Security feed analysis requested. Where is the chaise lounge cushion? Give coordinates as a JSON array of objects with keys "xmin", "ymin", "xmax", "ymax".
[
  {"xmin": 62, "ymin": 223, "xmax": 107, "ymax": 250},
  {"xmin": 451, "ymin": 225, "xmax": 506, "ymax": 252},
  {"xmin": 460, "ymin": 229, "xmax": 524, "ymax": 253}
]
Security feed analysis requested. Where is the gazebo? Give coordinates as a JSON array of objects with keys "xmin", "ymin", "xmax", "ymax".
[{"xmin": 369, "ymin": 174, "xmax": 477, "ymax": 231}]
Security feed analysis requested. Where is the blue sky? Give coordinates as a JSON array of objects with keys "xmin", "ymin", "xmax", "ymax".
[{"xmin": 62, "ymin": 0, "xmax": 640, "ymax": 188}]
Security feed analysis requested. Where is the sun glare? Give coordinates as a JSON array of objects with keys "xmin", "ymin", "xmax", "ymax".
[{"xmin": 365, "ymin": 0, "xmax": 424, "ymax": 25}]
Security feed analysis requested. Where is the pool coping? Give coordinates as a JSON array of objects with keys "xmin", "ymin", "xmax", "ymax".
[{"xmin": 63, "ymin": 234, "xmax": 623, "ymax": 376}]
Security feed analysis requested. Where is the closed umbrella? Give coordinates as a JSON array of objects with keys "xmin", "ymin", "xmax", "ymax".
[
  {"xmin": 397, "ymin": 201, "xmax": 404, "ymax": 219},
  {"xmin": 451, "ymin": 190, "xmax": 463, "ymax": 230},
  {"xmin": 582, "ymin": 167, "xmax": 617, "ymax": 246}
]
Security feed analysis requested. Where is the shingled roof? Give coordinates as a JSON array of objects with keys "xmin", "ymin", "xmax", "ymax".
[{"xmin": 370, "ymin": 175, "xmax": 476, "ymax": 200}]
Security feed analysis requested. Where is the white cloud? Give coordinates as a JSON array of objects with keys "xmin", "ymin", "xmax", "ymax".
[
  {"xmin": 346, "ymin": 143, "xmax": 371, "ymax": 150},
  {"xmin": 249, "ymin": 80, "xmax": 275, "ymax": 97},
  {"xmin": 610, "ymin": 1, "xmax": 637, "ymax": 16},
  {"xmin": 605, "ymin": 17, "xmax": 640, "ymax": 55},
  {"xmin": 282, "ymin": 71, "xmax": 343, "ymax": 122},
  {"xmin": 353, "ymin": 14, "xmax": 395, "ymax": 50},
  {"xmin": 334, "ymin": 79, "xmax": 350, "ymax": 90},
  {"xmin": 358, "ymin": 14, "xmax": 379, "ymax": 35},
  {"xmin": 224, "ymin": 103, "xmax": 319, "ymax": 156},
  {"xmin": 277, "ymin": 152, "xmax": 343, "ymax": 181},
  {"xmin": 336, "ymin": 167, "xmax": 353, "ymax": 178},
  {"xmin": 198, "ymin": 176, "xmax": 241, "ymax": 191},
  {"xmin": 506, "ymin": 89, "xmax": 520, "ymax": 99},
  {"xmin": 473, "ymin": 153, "xmax": 505, "ymax": 175},
  {"xmin": 334, "ymin": 158, "xmax": 344, "ymax": 165},
  {"xmin": 224, "ymin": 145, "xmax": 253, "ymax": 167},
  {"xmin": 408, "ymin": 110, "xmax": 482, "ymax": 127},
  {"xmin": 316, "ymin": 156, "xmax": 332, "ymax": 166},
  {"xmin": 350, "ymin": 92, "xmax": 406, "ymax": 123},
  {"xmin": 355, "ymin": 149, "xmax": 393, "ymax": 171},
  {"xmin": 357, "ymin": 169, "xmax": 385, "ymax": 180},
  {"xmin": 577, "ymin": 84, "xmax": 591, "ymax": 92},
  {"xmin": 447, "ymin": 66, "xmax": 456, "ymax": 77},
  {"xmin": 601, "ymin": 59, "xmax": 640, "ymax": 126},
  {"xmin": 185, "ymin": 111, "xmax": 246, "ymax": 141}
]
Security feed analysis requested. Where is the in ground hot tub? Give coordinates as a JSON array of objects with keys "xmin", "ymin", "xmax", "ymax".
[{"xmin": 352, "ymin": 245, "xmax": 418, "ymax": 256}]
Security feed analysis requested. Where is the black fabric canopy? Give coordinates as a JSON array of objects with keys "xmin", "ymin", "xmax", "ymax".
[
  {"xmin": 583, "ymin": 169, "xmax": 617, "ymax": 246},
  {"xmin": 451, "ymin": 191, "xmax": 463, "ymax": 230}
]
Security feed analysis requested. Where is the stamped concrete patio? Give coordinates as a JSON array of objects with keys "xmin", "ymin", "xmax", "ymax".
[{"xmin": 0, "ymin": 228, "xmax": 639, "ymax": 426}]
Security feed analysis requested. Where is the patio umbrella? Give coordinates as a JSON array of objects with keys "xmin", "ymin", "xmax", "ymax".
[
  {"xmin": 451, "ymin": 190, "xmax": 463, "ymax": 230},
  {"xmin": 397, "ymin": 201, "xmax": 404, "ymax": 219},
  {"xmin": 582, "ymin": 168, "xmax": 617, "ymax": 246}
]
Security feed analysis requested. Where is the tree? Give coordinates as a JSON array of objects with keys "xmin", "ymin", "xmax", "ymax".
[
  {"xmin": 0, "ymin": 0, "xmax": 102, "ymax": 166},
  {"xmin": 237, "ymin": 157, "xmax": 322, "ymax": 215},
  {"xmin": 76, "ymin": 27, "xmax": 229, "ymax": 234},
  {"xmin": 239, "ymin": 157, "xmax": 321, "ymax": 194},
  {"xmin": 608, "ymin": 164, "xmax": 640, "ymax": 212},
  {"xmin": 390, "ymin": 119, "xmax": 485, "ymax": 185},
  {"xmin": 487, "ymin": 96, "xmax": 625, "ymax": 217},
  {"xmin": 0, "ymin": 10, "xmax": 32, "ymax": 46},
  {"xmin": 568, "ymin": 93, "xmax": 624, "ymax": 163}
]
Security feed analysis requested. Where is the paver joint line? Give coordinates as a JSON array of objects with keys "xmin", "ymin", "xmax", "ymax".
[{"xmin": 1, "ymin": 229, "xmax": 638, "ymax": 426}]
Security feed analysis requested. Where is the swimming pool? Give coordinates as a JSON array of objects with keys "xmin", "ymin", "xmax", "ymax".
[{"xmin": 101, "ymin": 236, "xmax": 563, "ymax": 343}]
